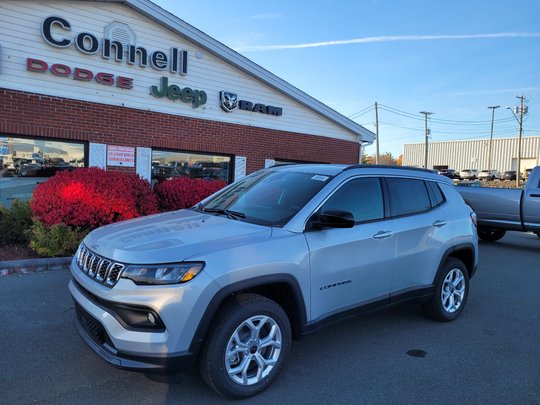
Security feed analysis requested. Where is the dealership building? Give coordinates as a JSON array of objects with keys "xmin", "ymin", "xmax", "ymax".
[
  {"xmin": 0, "ymin": 0, "xmax": 374, "ymax": 206},
  {"xmin": 403, "ymin": 136, "xmax": 540, "ymax": 173}
]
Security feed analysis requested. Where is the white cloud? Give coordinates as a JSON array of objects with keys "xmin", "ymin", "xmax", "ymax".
[{"xmin": 234, "ymin": 32, "xmax": 540, "ymax": 52}]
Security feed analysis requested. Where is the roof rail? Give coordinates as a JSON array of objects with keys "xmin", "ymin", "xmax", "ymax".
[{"xmin": 343, "ymin": 164, "xmax": 436, "ymax": 174}]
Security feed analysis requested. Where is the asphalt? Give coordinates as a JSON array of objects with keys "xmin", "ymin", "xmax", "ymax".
[{"xmin": 0, "ymin": 232, "xmax": 539, "ymax": 404}]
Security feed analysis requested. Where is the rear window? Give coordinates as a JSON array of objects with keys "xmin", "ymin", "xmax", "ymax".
[
  {"xmin": 427, "ymin": 181, "xmax": 445, "ymax": 207},
  {"xmin": 386, "ymin": 178, "xmax": 432, "ymax": 217}
]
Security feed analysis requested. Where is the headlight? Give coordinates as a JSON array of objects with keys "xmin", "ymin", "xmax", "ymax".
[{"xmin": 121, "ymin": 262, "xmax": 205, "ymax": 285}]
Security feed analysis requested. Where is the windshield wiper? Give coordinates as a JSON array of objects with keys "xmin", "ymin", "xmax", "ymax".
[{"xmin": 202, "ymin": 208, "xmax": 245, "ymax": 220}]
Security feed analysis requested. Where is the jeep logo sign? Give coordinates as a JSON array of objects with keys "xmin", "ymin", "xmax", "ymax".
[{"xmin": 151, "ymin": 77, "xmax": 207, "ymax": 108}]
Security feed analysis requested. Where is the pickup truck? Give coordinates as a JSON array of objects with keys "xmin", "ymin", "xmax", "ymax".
[{"xmin": 457, "ymin": 166, "xmax": 540, "ymax": 241}]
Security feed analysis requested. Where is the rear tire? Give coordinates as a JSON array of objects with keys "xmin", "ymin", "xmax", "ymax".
[
  {"xmin": 199, "ymin": 294, "xmax": 291, "ymax": 399},
  {"xmin": 423, "ymin": 258, "xmax": 469, "ymax": 322},
  {"xmin": 477, "ymin": 226, "xmax": 506, "ymax": 242}
]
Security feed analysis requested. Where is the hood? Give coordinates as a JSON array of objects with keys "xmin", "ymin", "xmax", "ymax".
[{"xmin": 83, "ymin": 210, "xmax": 271, "ymax": 264}]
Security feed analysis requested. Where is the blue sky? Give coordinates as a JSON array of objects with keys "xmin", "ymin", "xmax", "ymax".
[{"xmin": 152, "ymin": 0, "xmax": 540, "ymax": 157}]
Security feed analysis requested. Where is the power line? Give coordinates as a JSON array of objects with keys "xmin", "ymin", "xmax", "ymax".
[
  {"xmin": 378, "ymin": 103, "xmax": 516, "ymax": 125},
  {"xmin": 348, "ymin": 105, "xmax": 374, "ymax": 119},
  {"xmin": 379, "ymin": 120, "xmax": 518, "ymax": 135}
]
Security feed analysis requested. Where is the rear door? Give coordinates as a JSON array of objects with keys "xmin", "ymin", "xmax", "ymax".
[
  {"xmin": 305, "ymin": 177, "xmax": 396, "ymax": 321},
  {"xmin": 386, "ymin": 178, "xmax": 450, "ymax": 294}
]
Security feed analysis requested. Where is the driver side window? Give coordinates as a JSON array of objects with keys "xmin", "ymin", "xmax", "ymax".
[{"xmin": 322, "ymin": 177, "xmax": 384, "ymax": 223}]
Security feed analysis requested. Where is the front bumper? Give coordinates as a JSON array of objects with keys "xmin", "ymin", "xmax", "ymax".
[{"xmin": 72, "ymin": 300, "xmax": 196, "ymax": 374}]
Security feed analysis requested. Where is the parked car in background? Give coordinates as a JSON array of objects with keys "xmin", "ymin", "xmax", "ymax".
[
  {"xmin": 458, "ymin": 166, "xmax": 540, "ymax": 241},
  {"xmin": 70, "ymin": 164, "xmax": 478, "ymax": 398},
  {"xmin": 478, "ymin": 170, "xmax": 501, "ymax": 181},
  {"xmin": 460, "ymin": 169, "xmax": 478, "ymax": 180},
  {"xmin": 502, "ymin": 171, "xmax": 519, "ymax": 181},
  {"xmin": 438, "ymin": 169, "xmax": 460, "ymax": 179}
]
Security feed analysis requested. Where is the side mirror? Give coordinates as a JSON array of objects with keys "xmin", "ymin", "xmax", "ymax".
[{"xmin": 311, "ymin": 209, "xmax": 355, "ymax": 229}]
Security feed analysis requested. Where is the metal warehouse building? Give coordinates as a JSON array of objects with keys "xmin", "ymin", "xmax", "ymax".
[{"xmin": 403, "ymin": 136, "xmax": 540, "ymax": 172}]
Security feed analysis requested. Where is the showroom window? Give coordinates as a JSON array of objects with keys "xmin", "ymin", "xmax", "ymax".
[
  {"xmin": 0, "ymin": 135, "xmax": 85, "ymax": 207},
  {"xmin": 151, "ymin": 150, "xmax": 231, "ymax": 183}
]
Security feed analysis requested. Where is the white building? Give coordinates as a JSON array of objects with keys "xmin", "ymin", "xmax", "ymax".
[{"xmin": 403, "ymin": 136, "xmax": 540, "ymax": 172}]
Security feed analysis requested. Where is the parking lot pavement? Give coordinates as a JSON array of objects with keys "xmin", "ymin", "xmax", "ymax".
[{"xmin": 1, "ymin": 232, "xmax": 539, "ymax": 404}]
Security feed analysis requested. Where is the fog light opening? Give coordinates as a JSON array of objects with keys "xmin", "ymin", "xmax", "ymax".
[{"xmin": 147, "ymin": 312, "xmax": 156, "ymax": 325}]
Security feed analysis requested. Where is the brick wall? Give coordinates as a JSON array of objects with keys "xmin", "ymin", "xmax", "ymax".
[{"xmin": 0, "ymin": 89, "xmax": 360, "ymax": 173}]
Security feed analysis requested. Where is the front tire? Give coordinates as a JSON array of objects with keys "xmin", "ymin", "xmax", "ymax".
[
  {"xmin": 423, "ymin": 258, "xmax": 469, "ymax": 322},
  {"xmin": 199, "ymin": 294, "xmax": 291, "ymax": 399},
  {"xmin": 477, "ymin": 226, "xmax": 506, "ymax": 242}
]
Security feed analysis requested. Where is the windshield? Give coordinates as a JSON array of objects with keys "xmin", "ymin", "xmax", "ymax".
[{"xmin": 198, "ymin": 170, "xmax": 332, "ymax": 226}]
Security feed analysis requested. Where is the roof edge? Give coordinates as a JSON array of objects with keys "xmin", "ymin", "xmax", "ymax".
[{"xmin": 122, "ymin": 0, "xmax": 375, "ymax": 143}]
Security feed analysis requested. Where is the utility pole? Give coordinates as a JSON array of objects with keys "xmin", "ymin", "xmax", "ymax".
[
  {"xmin": 374, "ymin": 101, "xmax": 379, "ymax": 164},
  {"xmin": 419, "ymin": 111, "xmax": 433, "ymax": 168},
  {"xmin": 509, "ymin": 95, "xmax": 528, "ymax": 187},
  {"xmin": 516, "ymin": 95, "xmax": 526, "ymax": 187},
  {"xmin": 487, "ymin": 105, "xmax": 500, "ymax": 174}
]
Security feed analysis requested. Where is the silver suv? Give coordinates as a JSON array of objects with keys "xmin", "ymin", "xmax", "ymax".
[{"xmin": 69, "ymin": 164, "xmax": 478, "ymax": 398}]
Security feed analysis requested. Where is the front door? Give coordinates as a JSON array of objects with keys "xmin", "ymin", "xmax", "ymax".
[{"xmin": 304, "ymin": 177, "xmax": 396, "ymax": 321}]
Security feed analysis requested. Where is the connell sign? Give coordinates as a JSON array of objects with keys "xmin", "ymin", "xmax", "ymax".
[{"xmin": 41, "ymin": 16, "xmax": 189, "ymax": 75}]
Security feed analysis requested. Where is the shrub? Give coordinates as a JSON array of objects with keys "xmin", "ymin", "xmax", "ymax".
[
  {"xmin": 30, "ymin": 167, "xmax": 159, "ymax": 229},
  {"xmin": 154, "ymin": 177, "xmax": 227, "ymax": 212},
  {"xmin": 29, "ymin": 219, "xmax": 87, "ymax": 257},
  {"xmin": 0, "ymin": 200, "xmax": 33, "ymax": 245}
]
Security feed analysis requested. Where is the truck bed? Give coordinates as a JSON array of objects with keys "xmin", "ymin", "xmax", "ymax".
[{"xmin": 457, "ymin": 186, "xmax": 523, "ymax": 230}]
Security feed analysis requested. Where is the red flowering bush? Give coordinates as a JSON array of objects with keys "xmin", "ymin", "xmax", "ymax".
[
  {"xmin": 31, "ymin": 167, "xmax": 159, "ymax": 229},
  {"xmin": 154, "ymin": 177, "xmax": 227, "ymax": 212}
]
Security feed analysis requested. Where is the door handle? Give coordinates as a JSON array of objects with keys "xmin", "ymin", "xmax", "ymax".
[
  {"xmin": 433, "ymin": 220, "xmax": 447, "ymax": 227},
  {"xmin": 373, "ymin": 231, "xmax": 393, "ymax": 239},
  {"xmin": 530, "ymin": 194, "xmax": 540, "ymax": 197}
]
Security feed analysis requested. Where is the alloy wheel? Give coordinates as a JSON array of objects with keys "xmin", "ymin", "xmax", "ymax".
[
  {"xmin": 225, "ymin": 315, "xmax": 282, "ymax": 386},
  {"xmin": 441, "ymin": 268, "xmax": 466, "ymax": 313}
]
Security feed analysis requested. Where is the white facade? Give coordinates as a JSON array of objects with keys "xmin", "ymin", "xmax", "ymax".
[
  {"xmin": 0, "ymin": 0, "xmax": 373, "ymax": 144},
  {"xmin": 403, "ymin": 136, "xmax": 540, "ymax": 172}
]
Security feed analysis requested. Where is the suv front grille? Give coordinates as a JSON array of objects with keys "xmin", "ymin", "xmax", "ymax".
[{"xmin": 76, "ymin": 245, "xmax": 125, "ymax": 287}]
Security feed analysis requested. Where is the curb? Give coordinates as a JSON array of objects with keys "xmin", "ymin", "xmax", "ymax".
[{"xmin": 0, "ymin": 256, "xmax": 72, "ymax": 276}]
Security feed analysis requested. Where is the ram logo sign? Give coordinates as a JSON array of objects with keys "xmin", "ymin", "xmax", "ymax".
[{"xmin": 219, "ymin": 91, "xmax": 283, "ymax": 117}]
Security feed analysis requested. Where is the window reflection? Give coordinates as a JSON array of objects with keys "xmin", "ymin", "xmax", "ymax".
[
  {"xmin": 0, "ymin": 136, "xmax": 85, "ymax": 207},
  {"xmin": 151, "ymin": 150, "xmax": 231, "ymax": 184}
]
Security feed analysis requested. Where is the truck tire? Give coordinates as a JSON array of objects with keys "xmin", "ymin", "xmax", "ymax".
[
  {"xmin": 477, "ymin": 227, "xmax": 506, "ymax": 242},
  {"xmin": 423, "ymin": 258, "xmax": 469, "ymax": 322},
  {"xmin": 199, "ymin": 293, "xmax": 291, "ymax": 399}
]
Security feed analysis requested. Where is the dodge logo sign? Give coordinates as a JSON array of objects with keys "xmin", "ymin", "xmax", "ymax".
[{"xmin": 220, "ymin": 91, "xmax": 238, "ymax": 112}]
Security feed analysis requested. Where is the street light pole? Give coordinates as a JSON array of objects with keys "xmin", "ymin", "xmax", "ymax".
[
  {"xmin": 487, "ymin": 105, "xmax": 500, "ymax": 174},
  {"xmin": 374, "ymin": 101, "xmax": 380, "ymax": 164},
  {"xmin": 420, "ymin": 111, "xmax": 433, "ymax": 168}
]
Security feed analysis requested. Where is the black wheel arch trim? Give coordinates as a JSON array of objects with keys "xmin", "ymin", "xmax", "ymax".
[
  {"xmin": 436, "ymin": 243, "xmax": 477, "ymax": 281},
  {"xmin": 189, "ymin": 274, "xmax": 307, "ymax": 354}
]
